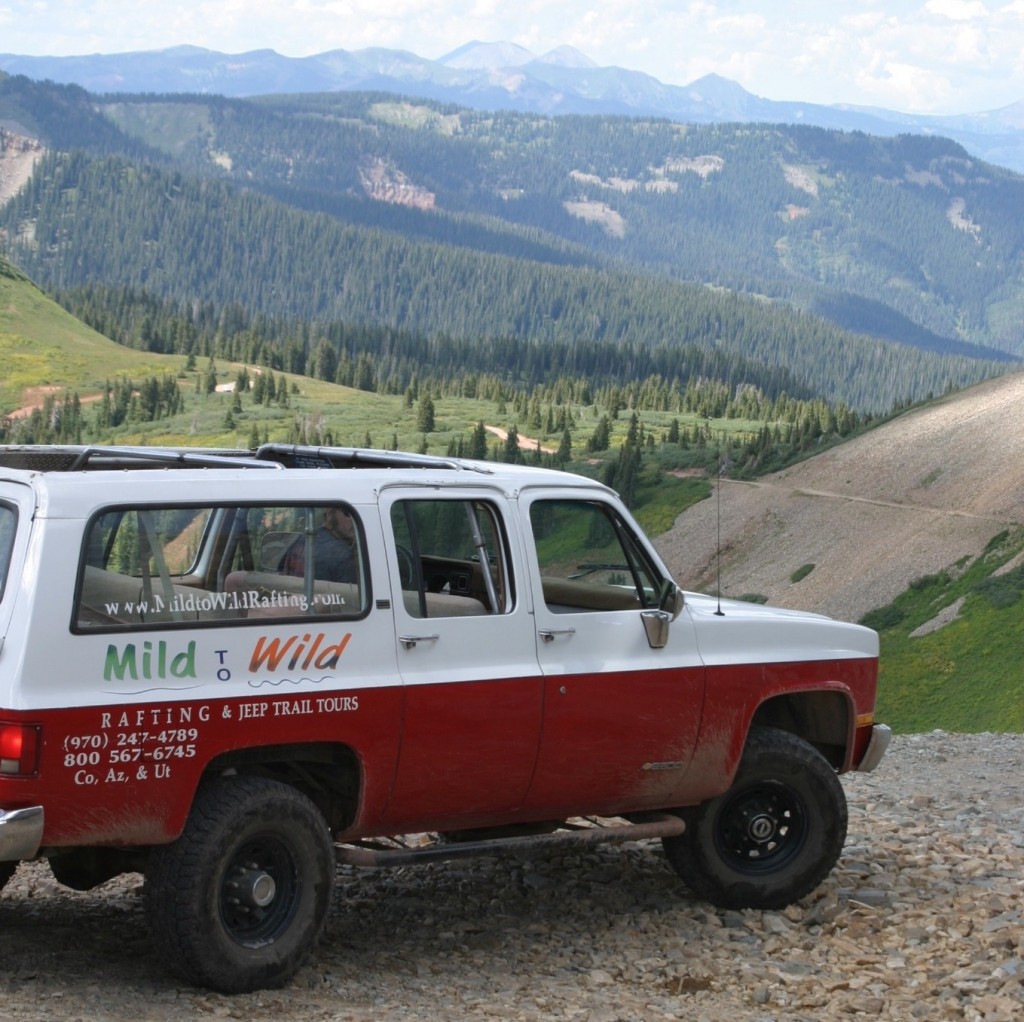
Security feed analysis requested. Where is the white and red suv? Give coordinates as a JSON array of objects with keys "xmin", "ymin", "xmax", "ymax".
[{"xmin": 0, "ymin": 443, "xmax": 889, "ymax": 992}]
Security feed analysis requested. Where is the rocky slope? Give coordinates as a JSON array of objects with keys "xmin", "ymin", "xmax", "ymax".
[
  {"xmin": 0, "ymin": 128, "xmax": 43, "ymax": 204},
  {"xmin": 655, "ymin": 371, "xmax": 1024, "ymax": 623}
]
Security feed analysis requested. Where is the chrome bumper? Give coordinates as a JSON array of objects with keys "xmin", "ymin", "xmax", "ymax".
[
  {"xmin": 857, "ymin": 723, "xmax": 892, "ymax": 773},
  {"xmin": 0, "ymin": 805, "xmax": 44, "ymax": 861}
]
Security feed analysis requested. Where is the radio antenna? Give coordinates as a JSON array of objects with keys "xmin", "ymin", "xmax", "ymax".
[{"xmin": 715, "ymin": 433, "xmax": 726, "ymax": 616}]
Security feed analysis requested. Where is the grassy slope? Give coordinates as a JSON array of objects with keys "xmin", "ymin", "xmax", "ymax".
[
  {"xmin": 865, "ymin": 529, "xmax": 1024, "ymax": 733},
  {"xmin": 0, "ymin": 260, "xmax": 178, "ymax": 410}
]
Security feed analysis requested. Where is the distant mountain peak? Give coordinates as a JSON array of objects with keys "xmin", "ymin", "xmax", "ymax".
[
  {"xmin": 160, "ymin": 44, "xmax": 213, "ymax": 56},
  {"xmin": 534, "ymin": 46, "xmax": 597, "ymax": 70},
  {"xmin": 440, "ymin": 41, "xmax": 536, "ymax": 70},
  {"xmin": 686, "ymin": 73, "xmax": 756, "ymax": 98}
]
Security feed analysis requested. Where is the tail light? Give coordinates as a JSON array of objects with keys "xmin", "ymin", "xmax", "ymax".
[{"xmin": 0, "ymin": 722, "xmax": 40, "ymax": 776}]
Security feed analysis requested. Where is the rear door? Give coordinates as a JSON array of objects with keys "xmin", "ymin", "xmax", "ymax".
[
  {"xmin": 375, "ymin": 485, "xmax": 544, "ymax": 830},
  {"xmin": 519, "ymin": 491, "xmax": 705, "ymax": 816}
]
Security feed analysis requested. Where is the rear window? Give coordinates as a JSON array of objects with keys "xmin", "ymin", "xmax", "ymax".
[
  {"xmin": 0, "ymin": 502, "xmax": 15, "ymax": 603},
  {"xmin": 390, "ymin": 498, "xmax": 512, "ymax": 617},
  {"xmin": 74, "ymin": 503, "xmax": 368, "ymax": 631}
]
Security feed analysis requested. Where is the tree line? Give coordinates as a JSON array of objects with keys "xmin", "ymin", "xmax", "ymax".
[{"xmin": 1, "ymin": 140, "xmax": 1014, "ymax": 413}]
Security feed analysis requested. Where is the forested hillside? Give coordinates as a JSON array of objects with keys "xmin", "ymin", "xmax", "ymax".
[
  {"xmin": 0, "ymin": 74, "xmax": 1020, "ymax": 418},
  {"xmin": 110, "ymin": 88, "xmax": 1024, "ymax": 354}
]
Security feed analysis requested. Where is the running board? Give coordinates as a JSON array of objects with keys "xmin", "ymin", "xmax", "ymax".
[{"xmin": 335, "ymin": 813, "xmax": 685, "ymax": 868}]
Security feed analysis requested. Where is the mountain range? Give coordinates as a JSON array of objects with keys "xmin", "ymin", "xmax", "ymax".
[
  {"xmin": 3, "ymin": 45, "xmax": 1022, "ymax": 735},
  {"xmin": 2, "ymin": 67, "xmax": 1024, "ymax": 416},
  {"xmin": 2, "ymin": 41, "xmax": 1023, "ymax": 173}
]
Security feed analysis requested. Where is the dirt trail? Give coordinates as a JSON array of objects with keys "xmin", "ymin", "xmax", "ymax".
[
  {"xmin": 485, "ymin": 426, "xmax": 557, "ymax": 455},
  {"xmin": 732, "ymin": 477, "xmax": 1014, "ymax": 523}
]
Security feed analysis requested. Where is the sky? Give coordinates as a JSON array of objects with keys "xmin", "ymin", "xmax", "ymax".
[{"xmin": 1, "ymin": 1, "xmax": 1023, "ymax": 115}]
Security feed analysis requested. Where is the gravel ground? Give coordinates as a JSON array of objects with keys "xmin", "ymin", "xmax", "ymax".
[{"xmin": 2, "ymin": 732, "xmax": 1022, "ymax": 1021}]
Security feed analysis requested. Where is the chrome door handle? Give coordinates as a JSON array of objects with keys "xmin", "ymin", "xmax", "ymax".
[
  {"xmin": 399, "ymin": 633, "xmax": 440, "ymax": 650},
  {"xmin": 539, "ymin": 627, "xmax": 576, "ymax": 643}
]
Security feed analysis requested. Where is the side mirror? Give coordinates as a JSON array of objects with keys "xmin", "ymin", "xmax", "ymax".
[
  {"xmin": 641, "ymin": 609, "xmax": 671, "ymax": 649},
  {"xmin": 642, "ymin": 580, "xmax": 685, "ymax": 649},
  {"xmin": 659, "ymin": 579, "xmax": 685, "ymax": 620}
]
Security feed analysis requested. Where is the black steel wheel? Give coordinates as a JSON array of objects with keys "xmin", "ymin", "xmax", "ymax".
[
  {"xmin": 663, "ymin": 727, "xmax": 847, "ymax": 910},
  {"xmin": 145, "ymin": 776, "xmax": 334, "ymax": 993},
  {"xmin": 713, "ymin": 778, "xmax": 809, "ymax": 875}
]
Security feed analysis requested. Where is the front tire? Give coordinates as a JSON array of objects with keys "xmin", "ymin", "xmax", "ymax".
[
  {"xmin": 0, "ymin": 860, "xmax": 15, "ymax": 892},
  {"xmin": 663, "ymin": 727, "xmax": 847, "ymax": 910},
  {"xmin": 145, "ymin": 776, "xmax": 334, "ymax": 993}
]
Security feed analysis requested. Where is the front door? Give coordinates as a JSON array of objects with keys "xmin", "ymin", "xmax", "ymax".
[{"xmin": 519, "ymin": 493, "xmax": 705, "ymax": 817}]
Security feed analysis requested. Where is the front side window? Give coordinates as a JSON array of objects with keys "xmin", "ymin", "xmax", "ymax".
[
  {"xmin": 0, "ymin": 502, "xmax": 16, "ymax": 604},
  {"xmin": 75, "ymin": 503, "xmax": 367, "ymax": 630},
  {"xmin": 530, "ymin": 499, "xmax": 661, "ymax": 613},
  {"xmin": 390, "ymin": 498, "xmax": 511, "ymax": 618}
]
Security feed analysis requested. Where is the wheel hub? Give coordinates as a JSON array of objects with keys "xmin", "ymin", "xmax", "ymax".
[
  {"xmin": 747, "ymin": 813, "xmax": 777, "ymax": 843},
  {"xmin": 228, "ymin": 864, "xmax": 277, "ymax": 909},
  {"xmin": 218, "ymin": 834, "xmax": 304, "ymax": 949}
]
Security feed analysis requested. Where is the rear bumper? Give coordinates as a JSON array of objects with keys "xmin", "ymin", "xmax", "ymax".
[
  {"xmin": 856, "ymin": 723, "xmax": 892, "ymax": 773},
  {"xmin": 0, "ymin": 806, "xmax": 44, "ymax": 861}
]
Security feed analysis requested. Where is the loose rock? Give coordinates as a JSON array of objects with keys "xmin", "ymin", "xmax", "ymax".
[{"xmin": 1, "ymin": 733, "xmax": 1022, "ymax": 1020}]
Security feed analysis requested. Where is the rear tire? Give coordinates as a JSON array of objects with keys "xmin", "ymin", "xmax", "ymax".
[
  {"xmin": 663, "ymin": 727, "xmax": 847, "ymax": 910},
  {"xmin": 145, "ymin": 776, "xmax": 334, "ymax": 993},
  {"xmin": 0, "ymin": 860, "xmax": 15, "ymax": 892}
]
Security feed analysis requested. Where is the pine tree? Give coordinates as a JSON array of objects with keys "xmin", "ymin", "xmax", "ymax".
[
  {"xmin": 416, "ymin": 394, "xmax": 436, "ymax": 433},
  {"xmin": 469, "ymin": 420, "xmax": 488, "ymax": 460},
  {"xmin": 503, "ymin": 424, "xmax": 521, "ymax": 464},
  {"xmin": 556, "ymin": 429, "xmax": 572, "ymax": 465}
]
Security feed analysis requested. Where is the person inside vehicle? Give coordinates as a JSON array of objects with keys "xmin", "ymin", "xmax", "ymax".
[{"xmin": 280, "ymin": 506, "xmax": 357, "ymax": 583}]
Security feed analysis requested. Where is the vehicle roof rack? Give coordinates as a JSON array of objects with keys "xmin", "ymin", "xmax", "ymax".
[
  {"xmin": 0, "ymin": 445, "xmax": 280, "ymax": 473},
  {"xmin": 0, "ymin": 443, "xmax": 495, "ymax": 474},
  {"xmin": 253, "ymin": 444, "xmax": 494, "ymax": 474}
]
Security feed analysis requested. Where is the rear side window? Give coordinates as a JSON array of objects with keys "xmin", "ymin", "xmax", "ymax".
[
  {"xmin": 75, "ymin": 503, "xmax": 368, "ymax": 630},
  {"xmin": 390, "ymin": 498, "xmax": 512, "ymax": 617},
  {"xmin": 0, "ymin": 502, "xmax": 15, "ymax": 604}
]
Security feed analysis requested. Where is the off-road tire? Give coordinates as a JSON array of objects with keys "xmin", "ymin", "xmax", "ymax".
[
  {"xmin": 663, "ymin": 726, "xmax": 847, "ymax": 910},
  {"xmin": 0, "ymin": 860, "xmax": 15, "ymax": 892},
  {"xmin": 145, "ymin": 775, "xmax": 334, "ymax": 993}
]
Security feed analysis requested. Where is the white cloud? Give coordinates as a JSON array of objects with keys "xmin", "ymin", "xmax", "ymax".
[
  {"xmin": 841, "ymin": 12, "xmax": 889, "ymax": 32},
  {"xmin": 855, "ymin": 60, "xmax": 955, "ymax": 110},
  {"xmin": 925, "ymin": 0, "xmax": 990, "ymax": 20},
  {"xmin": 707, "ymin": 12, "xmax": 767, "ymax": 37}
]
